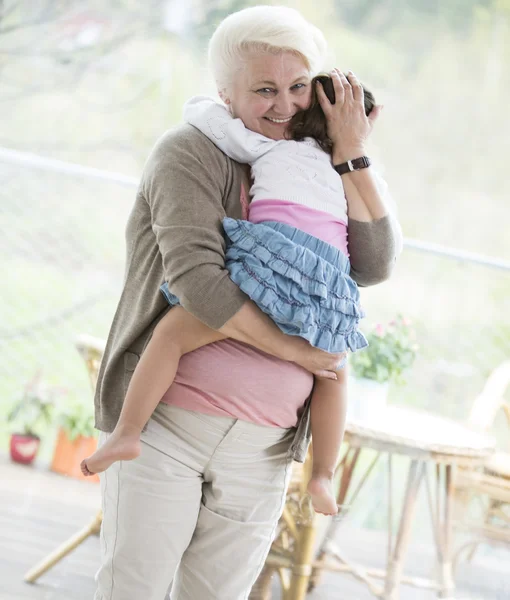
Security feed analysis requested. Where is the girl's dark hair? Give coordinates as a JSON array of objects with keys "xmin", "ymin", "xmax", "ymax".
[{"xmin": 287, "ymin": 74, "xmax": 375, "ymax": 154}]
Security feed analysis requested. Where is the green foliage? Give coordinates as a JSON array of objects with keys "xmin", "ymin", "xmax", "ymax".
[
  {"xmin": 7, "ymin": 372, "xmax": 56, "ymax": 438},
  {"xmin": 57, "ymin": 400, "xmax": 97, "ymax": 442},
  {"xmin": 350, "ymin": 315, "xmax": 418, "ymax": 383}
]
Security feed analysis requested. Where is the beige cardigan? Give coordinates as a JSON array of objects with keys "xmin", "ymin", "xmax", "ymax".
[{"xmin": 94, "ymin": 124, "xmax": 401, "ymax": 462}]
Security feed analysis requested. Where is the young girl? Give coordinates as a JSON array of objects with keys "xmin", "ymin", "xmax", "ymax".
[{"xmin": 82, "ymin": 75, "xmax": 376, "ymax": 516}]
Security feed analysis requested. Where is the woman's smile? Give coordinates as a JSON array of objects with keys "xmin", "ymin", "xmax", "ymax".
[
  {"xmin": 227, "ymin": 52, "xmax": 312, "ymax": 140},
  {"xmin": 264, "ymin": 115, "xmax": 294, "ymax": 124}
]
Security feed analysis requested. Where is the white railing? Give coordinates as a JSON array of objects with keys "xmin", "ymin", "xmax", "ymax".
[{"xmin": 1, "ymin": 146, "xmax": 508, "ymax": 272}]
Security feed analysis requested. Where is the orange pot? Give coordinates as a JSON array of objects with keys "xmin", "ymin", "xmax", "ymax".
[{"xmin": 51, "ymin": 428, "xmax": 99, "ymax": 483}]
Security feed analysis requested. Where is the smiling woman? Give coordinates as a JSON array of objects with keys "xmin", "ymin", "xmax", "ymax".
[
  {"xmin": 225, "ymin": 52, "xmax": 312, "ymax": 140},
  {"xmin": 91, "ymin": 5, "xmax": 402, "ymax": 600},
  {"xmin": 207, "ymin": 4, "xmax": 327, "ymax": 141}
]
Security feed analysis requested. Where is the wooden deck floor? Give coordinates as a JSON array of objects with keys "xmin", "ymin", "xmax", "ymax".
[{"xmin": 1, "ymin": 453, "xmax": 509, "ymax": 600}]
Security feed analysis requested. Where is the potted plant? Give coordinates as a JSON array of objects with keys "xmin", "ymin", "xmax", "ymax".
[
  {"xmin": 348, "ymin": 315, "xmax": 418, "ymax": 420},
  {"xmin": 51, "ymin": 399, "xmax": 99, "ymax": 483},
  {"xmin": 7, "ymin": 373, "xmax": 55, "ymax": 465}
]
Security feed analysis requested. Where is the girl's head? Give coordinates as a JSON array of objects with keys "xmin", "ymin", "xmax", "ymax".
[
  {"xmin": 207, "ymin": 6, "xmax": 328, "ymax": 141},
  {"xmin": 287, "ymin": 74, "xmax": 376, "ymax": 153}
]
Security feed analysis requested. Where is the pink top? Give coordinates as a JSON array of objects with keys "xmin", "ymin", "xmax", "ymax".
[
  {"xmin": 161, "ymin": 187, "xmax": 347, "ymax": 427},
  {"xmin": 160, "ymin": 339, "xmax": 313, "ymax": 428},
  {"xmin": 249, "ymin": 199, "xmax": 348, "ymax": 256}
]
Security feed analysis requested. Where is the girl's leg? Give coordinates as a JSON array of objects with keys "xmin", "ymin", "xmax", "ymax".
[
  {"xmin": 307, "ymin": 367, "xmax": 348, "ymax": 515},
  {"xmin": 82, "ymin": 306, "xmax": 225, "ymax": 475}
]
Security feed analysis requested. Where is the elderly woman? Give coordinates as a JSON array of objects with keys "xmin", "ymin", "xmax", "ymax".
[{"xmin": 93, "ymin": 5, "xmax": 401, "ymax": 600}]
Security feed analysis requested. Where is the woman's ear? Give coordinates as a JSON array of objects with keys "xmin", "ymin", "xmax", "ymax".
[{"xmin": 219, "ymin": 90, "xmax": 231, "ymax": 105}]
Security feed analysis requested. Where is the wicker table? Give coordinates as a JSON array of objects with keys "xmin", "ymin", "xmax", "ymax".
[{"xmin": 309, "ymin": 406, "xmax": 495, "ymax": 600}]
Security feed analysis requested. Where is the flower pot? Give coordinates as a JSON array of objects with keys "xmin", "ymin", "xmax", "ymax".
[
  {"xmin": 347, "ymin": 377, "xmax": 390, "ymax": 423},
  {"xmin": 50, "ymin": 428, "xmax": 99, "ymax": 483},
  {"xmin": 10, "ymin": 433, "xmax": 41, "ymax": 465}
]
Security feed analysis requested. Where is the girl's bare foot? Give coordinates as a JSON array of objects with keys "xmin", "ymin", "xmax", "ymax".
[
  {"xmin": 307, "ymin": 476, "xmax": 338, "ymax": 516},
  {"xmin": 80, "ymin": 425, "xmax": 141, "ymax": 476}
]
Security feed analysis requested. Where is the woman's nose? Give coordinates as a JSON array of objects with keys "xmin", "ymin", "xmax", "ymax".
[{"xmin": 273, "ymin": 93, "xmax": 294, "ymax": 116}]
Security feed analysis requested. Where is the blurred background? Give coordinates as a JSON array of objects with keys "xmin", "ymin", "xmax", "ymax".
[{"xmin": 0, "ymin": 1, "xmax": 509, "ymax": 598}]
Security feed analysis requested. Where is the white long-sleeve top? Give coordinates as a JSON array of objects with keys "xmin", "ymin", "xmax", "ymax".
[{"xmin": 183, "ymin": 95, "xmax": 349, "ymax": 222}]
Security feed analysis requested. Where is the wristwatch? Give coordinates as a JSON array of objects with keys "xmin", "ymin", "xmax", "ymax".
[{"xmin": 333, "ymin": 156, "xmax": 371, "ymax": 176}]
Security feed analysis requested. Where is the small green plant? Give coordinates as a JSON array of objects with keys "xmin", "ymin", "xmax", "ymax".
[
  {"xmin": 7, "ymin": 372, "xmax": 56, "ymax": 438},
  {"xmin": 57, "ymin": 400, "xmax": 96, "ymax": 441},
  {"xmin": 350, "ymin": 315, "xmax": 419, "ymax": 383}
]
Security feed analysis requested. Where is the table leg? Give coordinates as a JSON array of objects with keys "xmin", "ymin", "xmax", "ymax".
[
  {"xmin": 436, "ymin": 464, "xmax": 456, "ymax": 598},
  {"xmin": 382, "ymin": 460, "xmax": 425, "ymax": 600}
]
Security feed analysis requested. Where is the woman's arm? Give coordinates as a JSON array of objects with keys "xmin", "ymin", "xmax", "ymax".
[
  {"xmin": 143, "ymin": 126, "xmax": 343, "ymax": 376},
  {"xmin": 143, "ymin": 126, "xmax": 246, "ymax": 328},
  {"xmin": 347, "ymin": 215, "xmax": 401, "ymax": 286},
  {"xmin": 316, "ymin": 69, "xmax": 403, "ymax": 286},
  {"xmin": 338, "ymin": 167, "xmax": 388, "ymax": 222},
  {"xmin": 219, "ymin": 300, "xmax": 343, "ymax": 377},
  {"xmin": 342, "ymin": 168, "xmax": 403, "ymax": 286}
]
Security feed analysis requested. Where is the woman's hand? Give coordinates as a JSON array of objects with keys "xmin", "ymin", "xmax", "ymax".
[
  {"xmin": 288, "ymin": 336, "xmax": 346, "ymax": 380},
  {"xmin": 316, "ymin": 69, "xmax": 382, "ymax": 163}
]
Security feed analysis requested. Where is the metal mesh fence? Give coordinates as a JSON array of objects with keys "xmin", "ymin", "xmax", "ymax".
[
  {"xmin": 1, "ymin": 154, "xmax": 509, "ymax": 424},
  {"xmin": 0, "ymin": 161, "xmax": 133, "ymax": 422},
  {"xmin": 1, "ymin": 154, "xmax": 509, "ymax": 552}
]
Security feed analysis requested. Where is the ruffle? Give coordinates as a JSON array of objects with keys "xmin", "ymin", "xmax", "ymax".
[
  {"xmin": 223, "ymin": 218, "xmax": 368, "ymax": 354},
  {"xmin": 160, "ymin": 283, "xmax": 179, "ymax": 307}
]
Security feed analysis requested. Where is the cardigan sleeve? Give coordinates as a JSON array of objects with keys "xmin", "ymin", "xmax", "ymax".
[
  {"xmin": 348, "ymin": 175, "xmax": 403, "ymax": 287},
  {"xmin": 142, "ymin": 126, "xmax": 247, "ymax": 329}
]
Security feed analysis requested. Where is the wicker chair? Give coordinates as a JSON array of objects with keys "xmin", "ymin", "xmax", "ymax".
[
  {"xmin": 24, "ymin": 335, "xmax": 106, "ymax": 584},
  {"xmin": 453, "ymin": 360, "xmax": 510, "ymax": 567}
]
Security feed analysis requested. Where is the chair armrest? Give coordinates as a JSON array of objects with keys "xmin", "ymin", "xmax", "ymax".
[
  {"xmin": 75, "ymin": 334, "xmax": 106, "ymax": 356},
  {"xmin": 501, "ymin": 403, "xmax": 510, "ymax": 429},
  {"xmin": 75, "ymin": 334, "xmax": 106, "ymax": 391}
]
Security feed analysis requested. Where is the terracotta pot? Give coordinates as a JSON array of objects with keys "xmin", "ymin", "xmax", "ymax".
[
  {"xmin": 10, "ymin": 433, "xmax": 41, "ymax": 465},
  {"xmin": 51, "ymin": 428, "xmax": 99, "ymax": 483}
]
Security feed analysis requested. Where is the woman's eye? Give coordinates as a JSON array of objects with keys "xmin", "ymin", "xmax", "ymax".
[{"xmin": 256, "ymin": 84, "xmax": 306, "ymax": 95}]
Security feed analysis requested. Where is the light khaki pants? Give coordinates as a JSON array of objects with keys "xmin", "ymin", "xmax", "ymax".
[{"xmin": 94, "ymin": 404, "xmax": 294, "ymax": 600}]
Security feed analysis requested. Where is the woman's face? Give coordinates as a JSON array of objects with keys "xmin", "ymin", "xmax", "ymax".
[{"xmin": 226, "ymin": 51, "xmax": 312, "ymax": 141}]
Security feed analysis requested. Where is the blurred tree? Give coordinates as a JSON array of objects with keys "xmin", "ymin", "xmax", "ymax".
[
  {"xmin": 190, "ymin": 0, "xmax": 254, "ymax": 48},
  {"xmin": 334, "ymin": 0, "xmax": 497, "ymax": 35}
]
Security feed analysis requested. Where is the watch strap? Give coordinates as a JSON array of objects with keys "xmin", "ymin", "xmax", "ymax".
[{"xmin": 334, "ymin": 156, "xmax": 371, "ymax": 175}]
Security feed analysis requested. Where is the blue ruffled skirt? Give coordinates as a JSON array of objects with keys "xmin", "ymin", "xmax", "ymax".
[{"xmin": 160, "ymin": 218, "xmax": 368, "ymax": 354}]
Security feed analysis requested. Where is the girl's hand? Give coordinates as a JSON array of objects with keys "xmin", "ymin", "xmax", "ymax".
[{"xmin": 316, "ymin": 69, "xmax": 382, "ymax": 163}]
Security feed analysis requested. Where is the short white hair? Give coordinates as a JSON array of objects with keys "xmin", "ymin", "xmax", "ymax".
[{"xmin": 208, "ymin": 5, "xmax": 328, "ymax": 94}]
